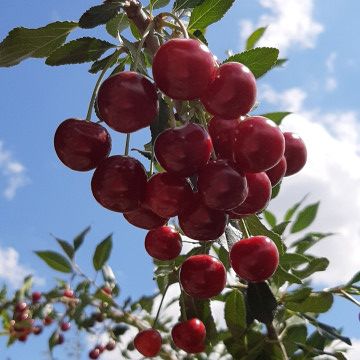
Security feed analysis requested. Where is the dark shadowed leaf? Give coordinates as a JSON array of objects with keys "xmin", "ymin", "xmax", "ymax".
[
  {"xmin": 291, "ymin": 202, "xmax": 320, "ymax": 233},
  {"xmin": 56, "ymin": 239, "xmax": 74, "ymax": 260},
  {"xmin": 79, "ymin": 3, "xmax": 123, "ymax": 29},
  {"xmin": 150, "ymin": 98, "xmax": 171, "ymax": 144},
  {"xmin": 93, "ymin": 235, "xmax": 113, "ymax": 271},
  {"xmin": 89, "ymin": 51, "xmax": 121, "ymax": 74},
  {"xmin": 246, "ymin": 26, "xmax": 267, "ymax": 50},
  {"xmin": 35, "ymin": 251, "xmax": 72, "ymax": 273}
]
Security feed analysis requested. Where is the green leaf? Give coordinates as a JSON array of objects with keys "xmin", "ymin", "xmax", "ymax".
[
  {"xmin": 174, "ymin": 0, "xmax": 205, "ymax": 11},
  {"xmin": 273, "ymin": 265, "xmax": 303, "ymax": 285},
  {"xmin": 150, "ymin": 98, "xmax": 171, "ymax": 144},
  {"xmin": 0, "ymin": 21, "xmax": 77, "ymax": 67},
  {"xmin": 79, "ymin": 3, "xmax": 123, "ymax": 29},
  {"xmin": 89, "ymin": 51, "xmax": 120, "ymax": 74},
  {"xmin": 93, "ymin": 235, "xmax": 113, "ymax": 271},
  {"xmin": 346, "ymin": 271, "xmax": 360, "ymax": 286},
  {"xmin": 224, "ymin": 47, "xmax": 279, "ymax": 78},
  {"xmin": 291, "ymin": 232, "xmax": 333, "ymax": 254},
  {"xmin": 225, "ymin": 290, "xmax": 246, "ymax": 337},
  {"xmin": 217, "ymin": 245, "xmax": 230, "ymax": 270},
  {"xmin": 290, "ymin": 202, "xmax": 320, "ymax": 233},
  {"xmin": 56, "ymin": 239, "xmax": 74, "ymax": 260},
  {"xmin": 246, "ymin": 26, "xmax": 267, "ymax": 50},
  {"xmin": 73, "ymin": 226, "xmax": 91, "ymax": 251},
  {"xmin": 188, "ymin": 0, "xmax": 235, "ymax": 31},
  {"xmin": 283, "ymin": 324, "xmax": 307, "ymax": 356},
  {"xmin": 150, "ymin": 0, "xmax": 171, "ymax": 10},
  {"xmin": 292, "ymin": 257, "xmax": 329, "ymax": 279},
  {"xmin": 271, "ymin": 181, "xmax": 281, "ymax": 199},
  {"xmin": 287, "ymin": 292, "xmax": 333, "ymax": 313},
  {"xmin": 272, "ymin": 221, "xmax": 291, "ymax": 235},
  {"xmin": 46, "ymin": 37, "xmax": 115, "ymax": 66},
  {"xmin": 120, "ymin": 36, "xmax": 148, "ymax": 75},
  {"xmin": 261, "ymin": 112, "xmax": 291, "ymax": 126},
  {"xmin": 274, "ymin": 58, "xmax": 288, "ymax": 67},
  {"xmin": 281, "ymin": 253, "xmax": 311, "ymax": 267},
  {"xmin": 263, "ymin": 210, "xmax": 277, "ymax": 227},
  {"xmin": 284, "ymin": 195, "xmax": 308, "ymax": 221},
  {"xmin": 283, "ymin": 287, "xmax": 312, "ymax": 303},
  {"xmin": 106, "ymin": 12, "xmax": 130, "ymax": 38},
  {"xmin": 35, "ymin": 251, "xmax": 72, "ymax": 273}
]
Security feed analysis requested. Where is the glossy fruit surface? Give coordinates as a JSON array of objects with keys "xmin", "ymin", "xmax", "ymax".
[
  {"xmin": 63, "ymin": 289, "xmax": 74, "ymax": 298},
  {"xmin": 152, "ymin": 39, "xmax": 218, "ymax": 100},
  {"xmin": 15, "ymin": 302, "xmax": 27, "ymax": 313},
  {"xmin": 172, "ymin": 318, "xmax": 206, "ymax": 353},
  {"xmin": 154, "ymin": 123, "xmax": 213, "ymax": 177},
  {"xmin": 54, "ymin": 119, "xmax": 111, "ymax": 171},
  {"xmin": 123, "ymin": 204, "xmax": 168, "ymax": 230},
  {"xmin": 178, "ymin": 193, "xmax": 227, "ymax": 241},
  {"xmin": 89, "ymin": 349, "xmax": 100, "ymax": 359},
  {"xmin": 145, "ymin": 226, "xmax": 182, "ymax": 261},
  {"xmin": 134, "ymin": 329, "xmax": 162, "ymax": 357},
  {"xmin": 231, "ymin": 173, "xmax": 271, "ymax": 216},
  {"xmin": 198, "ymin": 159, "xmax": 248, "ymax": 210},
  {"xmin": 60, "ymin": 322, "xmax": 71, "ymax": 332},
  {"xmin": 283, "ymin": 132, "xmax": 307, "ymax": 176},
  {"xmin": 145, "ymin": 172, "xmax": 193, "ymax": 218},
  {"xmin": 97, "ymin": 71, "xmax": 158, "ymax": 133},
  {"xmin": 201, "ymin": 62, "xmax": 256, "ymax": 119},
  {"xmin": 180, "ymin": 255, "xmax": 226, "ymax": 298},
  {"xmin": 106, "ymin": 340, "xmax": 116, "ymax": 351},
  {"xmin": 32, "ymin": 291, "xmax": 42, "ymax": 303},
  {"xmin": 230, "ymin": 236, "xmax": 279, "ymax": 282},
  {"xmin": 266, "ymin": 156, "xmax": 287, "ymax": 186},
  {"xmin": 233, "ymin": 116, "xmax": 285, "ymax": 173},
  {"xmin": 91, "ymin": 156, "xmax": 147, "ymax": 213}
]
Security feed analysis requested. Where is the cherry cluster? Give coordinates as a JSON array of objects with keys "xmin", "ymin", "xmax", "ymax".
[{"xmin": 54, "ymin": 38, "xmax": 307, "ymax": 357}]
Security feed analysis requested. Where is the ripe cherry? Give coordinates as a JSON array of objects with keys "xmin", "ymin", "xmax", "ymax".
[
  {"xmin": 152, "ymin": 38, "xmax": 218, "ymax": 100},
  {"xmin": 266, "ymin": 156, "xmax": 287, "ymax": 186},
  {"xmin": 18, "ymin": 334, "xmax": 28, "ymax": 342},
  {"xmin": 283, "ymin": 132, "xmax": 307, "ymax": 176},
  {"xmin": 172, "ymin": 318, "xmax": 206, "ymax": 353},
  {"xmin": 32, "ymin": 291, "xmax": 42, "ymax": 303},
  {"xmin": 64, "ymin": 289, "xmax": 74, "ymax": 298},
  {"xmin": 102, "ymin": 287, "xmax": 112, "ymax": 296},
  {"xmin": 178, "ymin": 193, "xmax": 227, "ymax": 241},
  {"xmin": 145, "ymin": 226, "xmax": 182, "ymax": 261},
  {"xmin": 56, "ymin": 333, "xmax": 65, "ymax": 345},
  {"xmin": 231, "ymin": 173, "xmax": 271, "ymax": 216},
  {"xmin": 33, "ymin": 326, "xmax": 43, "ymax": 335},
  {"xmin": 201, "ymin": 62, "xmax": 257, "ymax": 119},
  {"xmin": 60, "ymin": 322, "xmax": 71, "ymax": 332},
  {"xmin": 106, "ymin": 339, "xmax": 116, "ymax": 351},
  {"xmin": 97, "ymin": 71, "xmax": 158, "ymax": 133},
  {"xmin": 15, "ymin": 302, "xmax": 27, "ymax": 313},
  {"xmin": 154, "ymin": 123, "xmax": 213, "ymax": 177},
  {"xmin": 180, "ymin": 255, "xmax": 226, "ymax": 299},
  {"xmin": 134, "ymin": 329, "xmax": 162, "ymax": 357},
  {"xmin": 54, "ymin": 119, "xmax": 111, "ymax": 171},
  {"xmin": 230, "ymin": 236, "xmax": 279, "ymax": 282},
  {"xmin": 145, "ymin": 172, "xmax": 193, "ymax": 218},
  {"xmin": 43, "ymin": 316, "xmax": 53, "ymax": 326},
  {"xmin": 89, "ymin": 348, "xmax": 100, "ymax": 359},
  {"xmin": 95, "ymin": 345, "xmax": 105, "ymax": 353},
  {"xmin": 91, "ymin": 155, "xmax": 147, "ymax": 213}
]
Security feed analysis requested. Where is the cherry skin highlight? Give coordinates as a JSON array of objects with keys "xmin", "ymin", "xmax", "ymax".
[
  {"xmin": 266, "ymin": 156, "xmax": 287, "ymax": 186},
  {"xmin": 123, "ymin": 204, "xmax": 168, "ymax": 230},
  {"xmin": 283, "ymin": 132, "xmax": 307, "ymax": 176},
  {"xmin": 172, "ymin": 318, "xmax": 206, "ymax": 353},
  {"xmin": 134, "ymin": 329, "xmax": 162, "ymax": 357},
  {"xmin": 88, "ymin": 348, "xmax": 100, "ymax": 359}
]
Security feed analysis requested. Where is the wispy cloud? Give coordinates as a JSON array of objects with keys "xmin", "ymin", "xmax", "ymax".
[{"xmin": 324, "ymin": 52, "xmax": 338, "ymax": 92}]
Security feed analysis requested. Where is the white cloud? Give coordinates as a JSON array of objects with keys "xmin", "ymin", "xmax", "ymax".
[
  {"xmin": 324, "ymin": 52, "xmax": 338, "ymax": 92},
  {"xmin": 325, "ymin": 77, "xmax": 337, "ymax": 92},
  {"xmin": 326, "ymin": 52, "xmax": 337, "ymax": 72}
]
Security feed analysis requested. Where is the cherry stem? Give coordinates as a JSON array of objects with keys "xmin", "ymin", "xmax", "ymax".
[
  {"xmin": 159, "ymin": 12, "xmax": 189, "ymax": 39},
  {"xmin": 238, "ymin": 219, "xmax": 250, "ymax": 238},
  {"xmin": 152, "ymin": 283, "xmax": 170, "ymax": 328},
  {"xmin": 124, "ymin": 133, "xmax": 131, "ymax": 156},
  {"xmin": 149, "ymin": 145, "xmax": 155, "ymax": 175},
  {"xmin": 266, "ymin": 323, "xmax": 289, "ymax": 360}
]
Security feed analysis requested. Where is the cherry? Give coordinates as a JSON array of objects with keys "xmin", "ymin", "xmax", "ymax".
[
  {"xmin": 145, "ymin": 172, "xmax": 193, "ymax": 218},
  {"xmin": 15, "ymin": 302, "xmax": 27, "ymax": 313},
  {"xmin": 56, "ymin": 333, "xmax": 65, "ymax": 345},
  {"xmin": 106, "ymin": 339, "xmax": 116, "ymax": 351},
  {"xmin": 64, "ymin": 289, "xmax": 74, "ymax": 298},
  {"xmin": 178, "ymin": 193, "xmax": 227, "ymax": 241},
  {"xmin": 89, "ymin": 348, "xmax": 100, "ymax": 359},
  {"xmin": 54, "ymin": 119, "xmax": 111, "ymax": 171},
  {"xmin": 18, "ymin": 334, "xmax": 28, "ymax": 342},
  {"xmin": 231, "ymin": 173, "xmax": 271, "ymax": 216},
  {"xmin": 97, "ymin": 71, "xmax": 158, "ymax": 133},
  {"xmin": 123, "ymin": 204, "xmax": 168, "ymax": 230},
  {"xmin": 171, "ymin": 318, "xmax": 206, "ymax": 353},
  {"xmin": 95, "ymin": 345, "xmax": 105, "ymax": 353},
  {"xmin": 233, "ymin": 116, "xmax": 285, "ymax": 173},
  {"xmin": 266, "ymin": 156, "xmax": 287, "ymax": 186},
  {"xmin": 230, "ymin": 236, "xmax": 279, "ymax": 282},
  {"xmin": 102, "ymin": 287, "xmax": 112, "ymax": 296},
  {"xmin": 32, "ymin": 291, "xmax": 42, "ymax": 303},
  {"xmin": 145, "ymin": 226, "xmax": 182, "ymax": 261},
  {"xmin": 198, "ymin": 159, "xmax": 248, "ymax": 211},
  {"xmin": 43, "ymin": 316, "xmax": 53, "ymax": 326},
  {"xmin": 283, "ymin": 132, "xmax": 307, "ymax": 176},
  {"xmin": 152, "ymin": 38, "xmax": 218, "ymax": 100},
  {"xmin": 201, "ymin": 62, "xmax": 257, "ymax": 119},
  {"xmin": 60, "ymin": 322, "xmax": 71, "ymax": 332},
  {"xmin": 134, "ymin": 329, "xmax": 162, "ymax": 357},
  {"xmin": 155, "ymin": 123, "xmax": 213, "ymax": 177},
  {"xmin": 91, "ymin": 155, "xmax": 147, "ymax": 213},
  {"xmin": 33, "ymin": 326, "xmax": 43, "ymax": 335}
]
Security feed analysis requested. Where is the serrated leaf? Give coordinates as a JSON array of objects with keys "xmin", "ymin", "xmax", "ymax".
[
  {"xmin": 93, "ymin": 235, "xmax": 113, "ymax": 271},
  {"xmin": 273, "ymin": 265, "xmax": 303, "ymax": 285},
  {"xmin": 46, "ymin": 37, "xmax": 115, "ymax": 66},
  {"xmin": 291, "ymin": 202, "xmax": 320, "ymax": 233},
  {"xmin": 35, "ymin": 251, "xmax": 72, "ymax": 273},
  {"xmin": 261, "ymin": 112, "xmax": 291, "ymax": 126},
  {"xmin": 79, "ymin": 3, "xmax": 123, "ymax": 29},
  {"xmin": 120, "ymin": 36, "xmax": 148, "ymax": 75},
  {"xmin": 292, "ymin": 257, "xmax": 329, "ymax": 279},
  {"xmin": 106, "ymin": 12, "xmax": 130, "ymax": 38},
  {"xmin": 56, "ymin": 239, "xmax": 74, "ymax": 259},
  {"xmin": 246, "ymin": 26, "xmax": 267, "ymax": 50},
  {"xmin": 263, "ymin": 210, "xmax": 276, "ymax": 227},
  {"xmin": 224, "ymin": 47, "xmax": 279, "ymax": 78},
  {"xmin": 287, "ymin": 292, "xmax": 333, "ymax": 313},
  {"xmin": 73, "ymin": 226, "xmax": 91, "ymax": 251},
  {"xmin": 291, "ymin": 232, "xmax": 333, "ymax": 254},
  {"xmin": 272, "ymin": 221, "xmax": 291, "ymax": 235},
  {"xmin": 188, "ymin": 0, "xmax": 235, "ymax": 31},
  {"xmin": 174, "ymin": 0, "xmax": 205, "ymax": 11},
  {"xmin": 89, "ymin": 51, "xmax": 120, "ymax": 74},
  {"xmin": 0, "ymin": 21, "xmax": 77, "ymax": 67},
  {"xmin": 283, "ymin": 287, "xmax": 312, "ymax": 303},
  {"xmin": 281, "ymin": 253, "xmax": 310, "ymax": 267},
  {"xmin": 225, "ymin": 290, "xmax": 246, "ymax": 337}
]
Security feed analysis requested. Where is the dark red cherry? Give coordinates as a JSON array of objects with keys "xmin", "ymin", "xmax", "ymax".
[
  {"xmin": 123, "ymin": 204, "xmax": 168, "ymax": 230},
  {"xmin": 201, "ymin": 62, "xmax": 257, "ymax": 119},
  {"xmin": 198, "ymin": 159, "xmax": 248, "ymax": 211},
  {"xmin": 283, "ymin": 132, "xmax": 307, "ymax": 176},
  {"xmin": 231, "ymin": 173, "xmax": 271, "ymax": 216},
  {"xmin": 18, "ymin": 334, "xmax": 28, "ymax": 342},
  {"xmin": 32, "ymin": 291, "xmax": 42, "ymax": 303},
  {"xmin": 91, "ymin": 155, "xmax": 147, "ymax": 212},
  {"xmin": 230, "ymin": 236, "xmax": 279, "ymax": 282},
  {"xmin": 152, "ymin": 39, "xmax": 218, "ymax": 100},
  {"xmin": 145, "ymin": 172, "xmax": 193, "ymax": 218},
  {"xmin": 43, "ymin": 316, "xmax": 53, "ymax": 326},
  {"xmin": 180, "ymin": 255, "xmax": 226, "ymax": 299},
  {"xmin": 178, "ymin": 193, "xmax": 227, "ymax": 241},
  {"xmin": 154, "ymin": 123, "xmax": 213, "ymax": 177},
  {"xmin": 266, "ymin": 156, "xmax": 287, "ymax": 186},
  {"xmin": 60, "ymin": 322, "xmax": 71, "ymax": 332},
  {"xmin": 134, "ymin": 329, "xmax": 162, "ymax": 357},
  {"xmin": 63, "ymin": 289, "xmax": 74, "ymax": 298},
  {"xmin": 145, "ymin": 226, "xmax": 182, "ymax": 261},
  {"xmin": 15, "ymin": 302, "xmax": 27, "ymax": 313},
  {"xmin": 54, "ymin": 119, "xmax": 111, "ymax": 171},
  {"xmin": 106, "ymin": 339, "xmax": 116, "ymax": 351},
  {"xmin": 89, "ymin": 348, "xmax": 100, "ymax": 359},
  {"xmin": 233, "ymin": 116, "xmax": 285, "ymax": 173},
  {"xmin": 33, "ymin": 326, "xmax": 43, "ymax": 335},
  {"xmin": 56, "ymin": 333, "xmax": 65, "ymax": 345},
  {"xmin": 97, "ymin": 71, "xmax": 158, "ymax": 133},
  {"xmin": 95, "ymin": 345, "xmax": 105, "ymax": 353},
  {"xmin": 172, "ymin": 318, "xmax": 206, "ymax": 353}
]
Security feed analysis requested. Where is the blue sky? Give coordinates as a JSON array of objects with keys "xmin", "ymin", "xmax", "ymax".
[{"xmin": 0, "ymin": 0, "xmax": 359, "ymax": 358}]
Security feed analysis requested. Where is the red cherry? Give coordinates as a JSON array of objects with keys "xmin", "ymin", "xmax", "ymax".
[
  {"xmin": 54, "ymin": 119, "xmax": 111, "ymax": 172},
  {"xmin": 283, "ymin": 132, "xmax": 307, "ymax": 176},
  {"xmin": 180, "ymin": 255, "xmax": 226, "ymax": 299},
  {"xmin": 134, "ymin": 329, "xmax": 162, "ymax": 357},
  {"xmin": 60, "ymin": 322, "xmax": 71, "ymax": 332},
  {"xmin": 152, "ymin": 39, "xmax": 218, "ymax": 100},
  {"xmin": 266, "ymin": 156, "xmax": 287, "ymax": 186},
  {"xmin": 123, "ymin": 204, "xmax": 168, "ymax": 230},
  {"xmin": 102, "ymin": 287, "xmax": 112, "ymax": 296},
  {"xmin": 33, "ymin": 326, "xmax": 43, "ymax": 335},
  {"xmin": 198, "ymin": 159, "xmax": 248, "ymax": 211},
  {"xmin": 154, "ymin": 123, "xmax": 213, "ymax": 177},
  {"xmin": 145, "ymin": 226, "xmax": 182, "ymax": 261},
  {"xmin": 15, "ymin": 302, "xmax": 27, "ymax": 313},
  {"xmin": 178, "ymin": 193, "xmax": 227, "ymax": 241},
  {"xmin": 231, "ymin": 173, "xmax": 271, "ymax": 216},
  {"xmin": 97, "ymin": 71, "xmax": 158, "ymax": 133},
  {"xmin": 106, "ymin": 339, "xmax": 116, "ymax": 351},
  {"xmin": 56, "ymin": 333, "xmax": 65, "ymax": 345},
  {"xmin": 64, "ymin": 289, "xmax": 74, "ymax": 298},
  {"xmin": 91, "ymin": 155, "xmax": 147, "ymax": 213},
  {"xmin": 145, "ymin": 172, "xmax": 193, "ymax": 218},
  {"xmin": 233, "ymin": 116, "xmax": 285, "ymax": 173},
  {"xmin": 171, "ymin": 318, "xmax": 206, "ymax": 353},
  {"xmin": 32, "ymin": 291, "xmax": 42, "ymax": 303},
  {"xmin": 43, "ymin": 316, "xmax": 53, "ymax": 326},
  {"xmin": 95, "ymin": 345, "xmax": 105, "ymax": 353},
  {"xmin": 89, "ymin": 348, "xmax": 100, "ymax": 359},
  {"xmin": 18, "ymin": 334, "xmax": 28, "ymax": 342},
  {"xmin": 230, "ymin": 236, "xmax": 279, "ymax": 282},
  {"xmin": 201, "ymin": 62, "xmax": 257, "ymax": 119}
]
